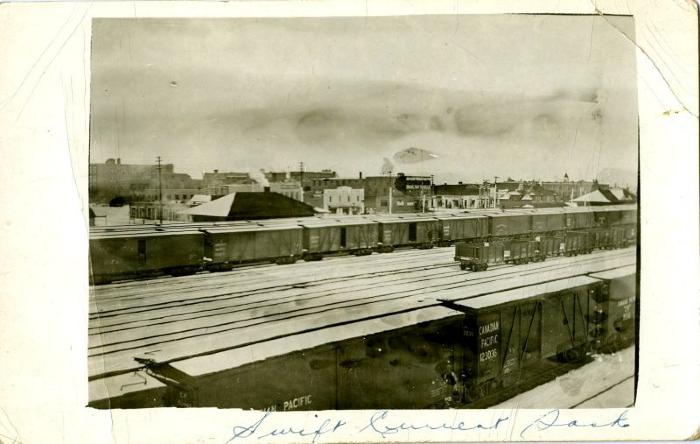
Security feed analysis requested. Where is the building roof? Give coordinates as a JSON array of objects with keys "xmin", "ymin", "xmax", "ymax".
[
  {"xmin": 573, "ymin": 188, "xmax": 636, "ymax": 204},
  {"xmin": 187, "ymin": 194, "xmax": 212, "ymax": 206},
  {"xmin": 181, "ymin": 192, "xmax": 315, "ymax": 220}
]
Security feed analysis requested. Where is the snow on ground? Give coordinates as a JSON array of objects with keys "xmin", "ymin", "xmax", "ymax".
[{"xmin": 490, "ymin": 346, "xmax": 635, "ymax": 409}]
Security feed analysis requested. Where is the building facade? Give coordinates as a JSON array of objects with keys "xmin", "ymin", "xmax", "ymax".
[
  {"xmin": 89, "ymin": 158, "xmax": 204, "ymax": 204},
  {"xmin": 270, "ymin": 181, "xmax": 304, "ymax": 202},
  {"xmin": 323, "ymin": 186, "xmax": 364, "ymax": 215}
]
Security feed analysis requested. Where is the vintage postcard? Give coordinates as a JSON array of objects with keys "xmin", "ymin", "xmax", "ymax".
[{"xmin": 0, "ymin": 1, "xmax": 697, "ymax": 443}]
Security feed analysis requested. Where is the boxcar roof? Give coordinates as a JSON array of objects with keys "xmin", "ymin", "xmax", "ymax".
[
  {"xmin": 202, "ymin": 224, "xmax": 303, "ymax": 233},
  {"xmin": 88, "ymin": 370, "xmax": 165, "ymax": 404},
  {"xmin": 485, "ymin": 211, "xmax": 531, "ymax": 218},
  {"xmin": 293, "ymin": 217, "xmax": 377, "ymax": 227},
  {"xmin": 366, "ymin": 215, "xmax": 439, "ymax": 223},
  {"xmin": 432, "ymin": 213, "xmax": 489, "ymax": 221},
  {"xmin": 90, "ymin": 229, "xmax": 203, "ymax": 239},
  {"xmin": 171, "ymin": 305, "xmax": 464, "ymax": 377},
  {"xmin": 451, "ymin": 275, "xmax": 600, "ymax": 310},
  {"xmin": 589, "ymin": 265, "xmax": 637, "ymax": 280}
]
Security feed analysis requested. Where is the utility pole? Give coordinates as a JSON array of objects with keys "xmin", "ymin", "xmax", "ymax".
[
  {"xmin": 157, "ymin": 156, "xmax": 163, "ymax": 225},
  {"xmin": 388, "ymin": 170, "xmax": 393, "ymax": 215},
  {"xmin": 299, "ymin": 161, "xmax": 305, "ymax": 187},
  {"xmin": 430, "ymin": 175, "xmax": 434, "ymax": 211},
  {"xmin": 298, "ymin": 162, "xmax": 305, "ymax": 203},
  {"xmin": 493, "ymin": 176, "xmax": 499, "ymax": 208}
]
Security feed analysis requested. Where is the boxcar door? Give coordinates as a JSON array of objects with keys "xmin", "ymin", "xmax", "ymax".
[
  {"xmin": 408, "ymin": 222, "xmax": 418, "ymax": 243},
  {"xmin": 518, "ymin": 301, "xmax": 542, "ymax": 375},
  {"xmin": 137, "ymin": 238, "xmax": 147, "ymax": 266},
  {"xmin": 499, "ymin": 305, "xmax": 521, "ymax": 388}
]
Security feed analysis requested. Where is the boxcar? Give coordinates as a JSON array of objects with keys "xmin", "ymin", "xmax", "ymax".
[
  {"xmin": 433, "ymin": 214, "xmax": 490, "ymax": 246},
  {"xmin": 589, "ymin": 265, "xmax": 637, "ymax": 353},
  {"xmin": 530, "ymin": 209, "xmax": 567, "ymax": 234},
  {"xmin": 89, "ymin": 229, "xmax": 204, "ymax": 284},
  {"xmin": 201, "ymin": 224, "xmax": 303, "ymax": 268},
  {"xmin": 370, "ymin": 215, "xmax": 441, "ymax": 251},
  {"xmin": 335, "ymin": 314, "xmax": 462, "ymax": 409},
  {"xmin": 486, "ymin": 212, "xmax": 532, "ymax": 239},
  {"xmin": 299, "ymin": 218, "xmax": 378, "ymax": 259},
  {"xmin": 593, "ymin": 206, "xmax": 624, "ymax": 226},
  {"xmin": 448, "ymin": 276, "xmax": 604, "ymax": 402},
  {"xmin": 615, "ymin": 205, "xmax": 638, "ymax": 225},
  {"xmin": 158, "ymin": 306, "xmax": 465, "ymax": 410},
  {"xmin": 562, "ymin": 207, "xmax": 596, "ymax": 230}
]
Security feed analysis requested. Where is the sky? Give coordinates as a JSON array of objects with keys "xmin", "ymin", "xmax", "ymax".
[{"xmin": 90, "ymin": 15, "xmax": 638, "ymax": 184}]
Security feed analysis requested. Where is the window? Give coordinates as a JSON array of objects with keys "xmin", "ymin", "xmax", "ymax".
[
  {"xmin": 408, "ymin": 223, "xmax": 417, "ymax": 242},
  {"xmin": 340, "ymin": 227, "xmax": 347, "ymax": 248}
]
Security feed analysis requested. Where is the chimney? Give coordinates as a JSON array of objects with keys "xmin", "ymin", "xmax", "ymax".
[
  {"xmin": 264, "ymin": 186, "xmax": 270, "ymax": 193},
  {"xmin": 359, "ymin": 172, "xmax": 363, "ymax": 179}
]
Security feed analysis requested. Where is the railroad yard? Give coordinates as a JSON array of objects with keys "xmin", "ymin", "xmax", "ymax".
[{"xmin": 89, "ymin": 245, "xmax": 637, "ymax": 410}]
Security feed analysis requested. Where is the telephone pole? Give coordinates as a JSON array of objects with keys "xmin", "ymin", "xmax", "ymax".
[
  {"xmin": 388, "ymin": 170, "xmax": 393, "ymax": 215},
  {"xmin": 299, "ymin": 161, "xmax": 305, "ymax": 187},
  {"xmin": 493, "ymin": 176, "xmax": 499, "ymax": 208},
  {"xmin": 157, "ymin": 156, "xmax": 163, "ymax": 225}
]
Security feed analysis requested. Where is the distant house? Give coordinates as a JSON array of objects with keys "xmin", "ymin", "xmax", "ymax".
[{"xmin": 181, "ymin": 190, "xmax": 316, "ymax": 221}]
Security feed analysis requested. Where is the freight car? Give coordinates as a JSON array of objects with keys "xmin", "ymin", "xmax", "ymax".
[
  {"xmin": 486, "ymin": 211, "xmax": 532, "ymax": 239},
  {"xmin": 89, "ymin": 205, "xmax": 638, "ymax": 284},
  {"xmin": 88, "ymin": 266, "xmax": 636, "ymax": 409},
  {"xmin": 445, "ymin": 275, "xmax": 612, "ymax": 403},
  {"xmin": 369, "ymin": 215, "xmax": 442, "ymax": 252},
  {"xmin": 454, "ymin": 242, "xmax": 504, "ymax": 271},
  {"xmin": 433, "ymin": 214, "xmax": 490, "ymax": 247},
  {"xmin": 89, "ymin": 228, "xmax": 204, "ymax": 284},
  {"xmin": 589, "ymin": 266, "xmax": 637, "ymax": 353},
  {"xmin": 201, "ymin": 224, "xmax": 303, "ymax": 270},
  {"xmin": 297, "ymin": 218, "xmax": 378, "ymax": 260}
]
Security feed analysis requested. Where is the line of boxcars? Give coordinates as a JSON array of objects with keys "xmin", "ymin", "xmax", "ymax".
[
  {"xmin": 89, "ymin": 264, "xmax": 637, "ymax": 409},
  {"xmin": 89, "ymin": 204, "xmax": 637, "ymax": 284}
]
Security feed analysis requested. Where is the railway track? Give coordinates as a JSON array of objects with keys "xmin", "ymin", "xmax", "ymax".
[{"xmin": 88, "ymin": 248, "xmax": 635, "ymax": 381}]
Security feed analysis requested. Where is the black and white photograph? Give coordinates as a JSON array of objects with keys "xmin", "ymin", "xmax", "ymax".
[
  {"xmin": 2, "ymin": 0, "xmax": 699, "ymax": 442},
  {"xmin": 86, "ymin": 14, "xmax": 640, "ymax": 411}
]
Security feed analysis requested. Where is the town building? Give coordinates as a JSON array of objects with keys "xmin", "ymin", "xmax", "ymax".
[
  {"xmin": 270, "ymin": 181, "xmax": 304, "ymax": 202},
  {"xmin": 431, "ymin": 183, "xmax": 486, "ymax": 209},
  {"xmin": 201, "ymin": 170, "xmax": 254, "ymax": 187},
  {"xmin": 540, "ymin": 174, "xmax": 597, "ymax": 201},
  {"xmin": 265, "ymin": 169, "xmax": 337, "ymax": 186},
  {"xmin": 572, "ymin": 186, "xmax": 637, "ymax": 206},
  {"xmin": 89, "ymin": 158, "xmax": 203, "ymax": 204},
  {"xmin": 323, "ymin": 186, "xmax": 364, "ymax": 215}
]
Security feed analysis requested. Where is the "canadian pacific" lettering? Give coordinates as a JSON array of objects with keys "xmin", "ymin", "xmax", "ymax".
[{"xmin": 478, "ymin": 321, "xmax": 499, "ymax": 335}]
